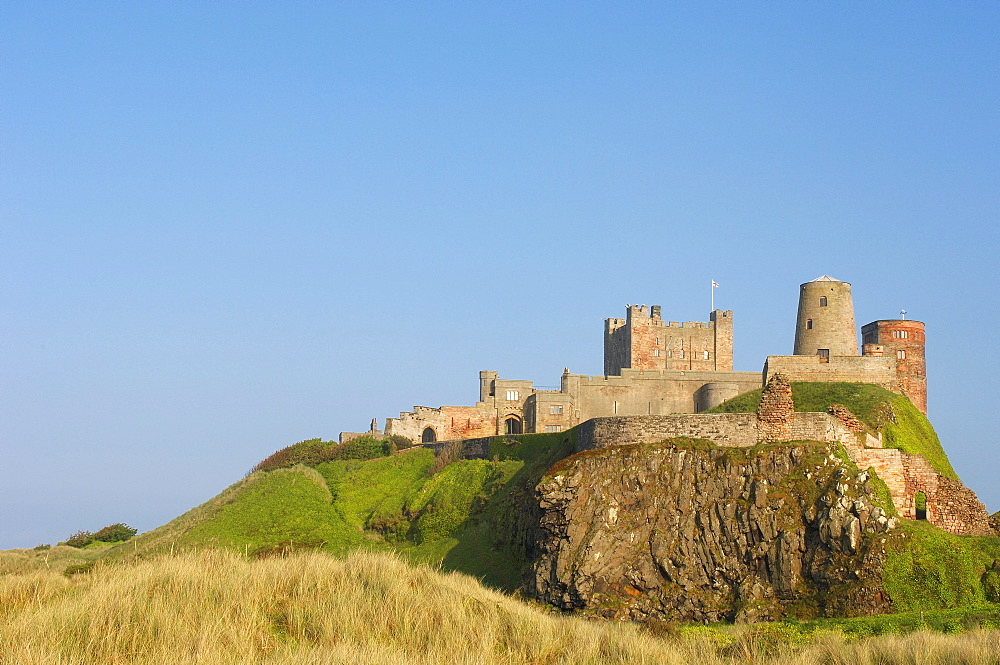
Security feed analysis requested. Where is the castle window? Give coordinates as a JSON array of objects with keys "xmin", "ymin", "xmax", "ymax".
[
  {"xmin": 505, "ymin": 390, "xmax": 519, "ymax": 401},
  {"xmin": 807, "ymin": 319, "xmax": 813, "ymax": 330},
  {"xmin": 893, "ymin": 330, "xmax": 909, "ymax": 339},
  {"xmin": 505, "ymin": 416, "xmax": 522, "ymax": 435},
  {"xmin": 653, "ymin": 349, "xmax": 660, "ymax": 357},
  {"xmin": 549, "ymin": 405, "xmax": 563, "ymax": 415},
  {"xmin": 703, "ymin": 350, "xmax": 710, "ymax": 360},
  {"xmin": 666, "ymin": 350, "xmax": 672, "ymax": 358},
  {"xmin": 545, "ymin": 425, "xmax": 561, "ymax": 433},
  {"xmin": 897, "ymin": 349, "xmax": 907, "ymax": 360},
  {"xmin": 819, "ymin": 297, "xmax": 828, "ymax": 307},
  {"xmin": 818, "ymin": 349, "xmax": 830, "ymax": 362},
  {"xmin": 679, "ymin": 349, "xmax": 685, "ymax": 359}
]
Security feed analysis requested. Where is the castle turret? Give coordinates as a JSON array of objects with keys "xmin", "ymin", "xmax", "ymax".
[
  {"xmin": 793, "ymin": 276, "xmax": 858, "ymax": 358},
  {"xmin": 862, "ymin": 319, "xmax": 927, "ymax": 414}
]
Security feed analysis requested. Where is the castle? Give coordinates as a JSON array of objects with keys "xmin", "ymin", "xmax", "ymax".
[
  {"xmin": 346, "ymin": 276, "xmax": 927, "ymax": 444},
  {"xmin": 340, "ymin": 276, "xmax": 993, "ymax": 536}
]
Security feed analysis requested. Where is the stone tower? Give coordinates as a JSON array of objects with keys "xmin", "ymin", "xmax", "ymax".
[
  {"xmin": 793, "ymin": 276, "xmax": 859, "ymax": 358},
  {"xmin": 604, "ymin": 305, "xmax": 734, "ymax": 375},
  {"xmin": 862, "ymin": 319, "xmax": 927, "ymax": 414}
]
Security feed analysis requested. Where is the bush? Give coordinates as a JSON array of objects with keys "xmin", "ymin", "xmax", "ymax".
[
  {"xmin": 92, "ymin": 523, "xmax": 138, "ymax": 543},
  {"xmin": 64, "ymin": 530, "xmax": 94, "ymax": 548},
  {"xmin": 252, "ymin": 436, "xmax": 394, "ymax": 473},
  {"xmin": 63, "ymin": 523, "xmax": 137, "ymax": 548}
]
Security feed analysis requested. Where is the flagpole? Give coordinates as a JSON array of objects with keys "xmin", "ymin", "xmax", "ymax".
[{"xmin": 711, "ymin": 279, "xmax": 714, "ymax": 313}]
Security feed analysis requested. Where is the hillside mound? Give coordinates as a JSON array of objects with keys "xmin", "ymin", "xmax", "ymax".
[{"xmin": 109, "ymin": 433, "xmax": 575, "ymax": 591}]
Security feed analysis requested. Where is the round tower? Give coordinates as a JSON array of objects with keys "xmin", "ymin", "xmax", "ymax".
[{"xmin": 793, "ymin": 276, "xmax": 859, "ymax": 357}]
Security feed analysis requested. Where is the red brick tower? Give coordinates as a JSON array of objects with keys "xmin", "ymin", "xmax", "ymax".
[{"xmin": 861, "ymin": 319, "xmax": 927, "ymax": 414}]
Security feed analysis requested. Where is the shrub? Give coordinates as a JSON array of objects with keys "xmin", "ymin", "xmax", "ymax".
[
  {"xmin": 388, "ymin": 434, "xmax": 413, "ymax": 449},
  {"xmin": 63, "ymin": 523, "xmax": 137, "ymax": 548},
  {"xmin": 92, "ymin": 523, "xmax": 138, "ymax": 543},
  {"xmin": 252, "ymin": 436, "xmax": 394, "ymax": 473},
  {"xmin": 64, "ymin": 531, "xmax": 94, "ymax": 548}
]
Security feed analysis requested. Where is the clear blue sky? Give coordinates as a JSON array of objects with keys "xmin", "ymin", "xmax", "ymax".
[{"xmin": 2, "ymin": 2, "xmax": 998, "ymax": 548}]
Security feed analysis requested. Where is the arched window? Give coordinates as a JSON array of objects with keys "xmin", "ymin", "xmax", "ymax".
[
  {"xmin": 421, "ymin": 427, "xmax": 436, "ymax": 443},
  {"xmin": 915, "ymin": 491, "xmax": 927, "ymax": 520},
  {"xmin": 505, "ymin": 416, "xmax": 522, "ymax": 435},
  {"xmin": 819, "ymin": 297, "xmax": 828, "ymax": 307},
  {"xmin": 897, "ymin": 349, "xmax": 907, "ymax": 360}
]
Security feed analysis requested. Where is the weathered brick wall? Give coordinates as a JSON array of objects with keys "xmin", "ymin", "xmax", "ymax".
[
  {"xmin": 828, "ymin": 404, "xmax": 866, "ymax": 433},
  {"xmin": 757, "ymin": 374, "xmax": 794, "ymax": 441},
  {"xmin": 933, "ymin": 476, "xmax": 994, "ymax": 535}
]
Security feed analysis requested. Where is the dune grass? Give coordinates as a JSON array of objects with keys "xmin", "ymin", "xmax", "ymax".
[{"xmin": 2, "ymin": 549, "xmax": 999, "ymax": 665}]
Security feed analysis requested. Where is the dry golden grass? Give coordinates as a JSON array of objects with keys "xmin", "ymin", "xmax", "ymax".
[{"xmin": 1, "ymin": 549, "xmax": 998, "ymax": 665}]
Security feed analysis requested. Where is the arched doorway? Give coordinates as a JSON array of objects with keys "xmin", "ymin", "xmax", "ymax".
[
  {"xmin": 421, "ymin": 427, "xmax": 436, "ymax": 443},
  {"xmin": 505, "ymin": 416, "xmax": 522, "ymax": 435},
  {"xmin": 915, "ymin": 491, "xmax": 927, "ymax": 520}
]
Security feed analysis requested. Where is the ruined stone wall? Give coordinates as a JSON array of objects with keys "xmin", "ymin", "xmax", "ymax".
[
  {"xmin": 835, "ymin": 423, "xmax": 993, "ymax": 536},
  {"xmin": 930, "ymin": 477, "xmax": 994, "ymax": 535}
]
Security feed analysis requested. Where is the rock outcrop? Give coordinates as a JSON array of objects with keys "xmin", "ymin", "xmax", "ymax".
[{"xmin": 531, "ymin": 439, "xmax": 897, "ymax": 622}]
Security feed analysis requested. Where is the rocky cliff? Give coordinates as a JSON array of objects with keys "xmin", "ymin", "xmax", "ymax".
[{"xmin": 530, "ymin": 439, "xmax": 898, "ymax": 622}]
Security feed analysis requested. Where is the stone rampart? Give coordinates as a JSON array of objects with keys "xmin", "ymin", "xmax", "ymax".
[
  {"xmin": 764, "ymin": 355, "xmax": 898, "ymax": 391},
  {"xmin": 575, "ymin": 412, "xmax": 860, "ymax": 452}
]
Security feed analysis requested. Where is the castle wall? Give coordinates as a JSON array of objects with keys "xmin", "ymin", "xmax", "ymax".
[
  {"xmin": 575, "ymin": 412, "xmax": 859, "ymax": 452},
  {"xmin": 560, "ymin": 369, "xmax": 761, "ymax": 421},
  {"xmin": 763, "ymin": 355, "xmax": 899, "ymax": 391}
]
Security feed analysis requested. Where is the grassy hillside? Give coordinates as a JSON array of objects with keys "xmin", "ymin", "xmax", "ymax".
[
  {"xmin": 107, "ymin": 432, "xmax": 575, "ymax": 591},
  {"xmin": 707, "ymin": 382, "xmax": 957, "ymax": 479},
  {"xmin": 3, "ymin": 548, "xmax": 999, "ymax": 665}
]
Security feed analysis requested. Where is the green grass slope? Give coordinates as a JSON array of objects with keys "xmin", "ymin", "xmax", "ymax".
[
  {"xmin": 707, "ymin": 382, "xmax": 957, "ymax": 479},
  {"xmin": 107, "ymin": 432, "xmax": 576, "ymax": 591}
]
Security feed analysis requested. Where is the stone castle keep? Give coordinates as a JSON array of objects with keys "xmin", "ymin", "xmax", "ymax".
[{"xmin": 341, "ymin": 276, "xmax": 990, "ymax": 536}]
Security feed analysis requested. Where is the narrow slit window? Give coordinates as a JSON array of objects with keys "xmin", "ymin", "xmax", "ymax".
[
  {"xmin": 897, "ymin": 349, "xmax": 907, "ymax": 359},
  {"xmin": 807, "ymin": 319, "xmax": 813, "ymax": 330}
]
